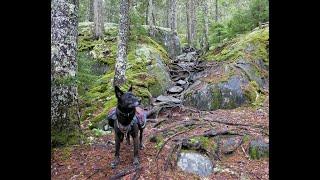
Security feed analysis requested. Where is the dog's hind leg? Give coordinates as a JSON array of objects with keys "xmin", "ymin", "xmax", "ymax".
[
  {"xmin": 139, "ymin": 129, "xmax": 144, "ymax": 150},
  {"xmin": 132, "ymin": 126, "xmax": 140, "ymax": 166}
]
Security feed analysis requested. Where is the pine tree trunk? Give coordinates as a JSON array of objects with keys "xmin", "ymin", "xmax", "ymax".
[
  {"xmin": 186, "ymin": 0, "xmax": 196, "ymax": 47},
  {"xmin": 87, "ymin": 0, "xmax": 94, "ymax": 22},
  {"xmin": 51, "ymin": 0, "xmax": 81, "ymax": 147},
  {"xmin": 203, "ymin": 0, "xmax": 209, "ymax": 51},
  {"xmin": 93, "ymin": 0, "xmax": 104, "ymax": 39},
  {"xmin": 170, "ymin": 0, "xmax": 177, "ymax": 32},
  {"xmin": 215, "ymin": 0, "xmax": 218, "ymax": 22},
  {"xmin": 147, "ymin": 0, "xmax": 155, "ymax": 36},
  {"xmin": 114, "ymin": 0, "xmax": 130, "ymax": 86},
  {"xmin": 166, "ymin": 0, "xmax": 171, "ymax": 28}
]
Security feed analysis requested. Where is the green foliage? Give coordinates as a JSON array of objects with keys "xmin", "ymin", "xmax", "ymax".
[
  {"xmin": 209, "ymin": 0, "xmax": 269, "ymax": 47},
  {"xmin": 92, "ymin": 128, "xmax": 107, "ymax": 137},
  {"xmin": 129, "ymin": 7, "xmax": 148, "ymax": 41}
]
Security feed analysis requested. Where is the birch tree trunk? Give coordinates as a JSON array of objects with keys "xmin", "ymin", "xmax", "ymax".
[
  {"xmin": 51, "ymin": 0, "xmax": 81, "ymax": 147},
  {"xmin": 114, "ymin": 0, "xmax": 130, "ymax": 86}
]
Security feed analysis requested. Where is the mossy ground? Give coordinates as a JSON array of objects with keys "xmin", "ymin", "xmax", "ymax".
[{"xmin": 203, "ymin": 26, "xmax": 269, "ymax": 63}]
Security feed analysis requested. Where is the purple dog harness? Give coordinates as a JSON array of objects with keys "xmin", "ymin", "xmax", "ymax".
[{"xmin": 107, "ymin": 106, "xmax": 146, "ymax": 134}]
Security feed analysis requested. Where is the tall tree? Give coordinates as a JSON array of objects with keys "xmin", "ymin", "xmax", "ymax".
[
  {"xmin": 169, "ymin": 0, "xmax": 177, "ymax": 32},
  {"xmin": 87, "ymin": 0, "xmax": 94, "ymax": 21},
  {"xmin": 147, "ymin": 0, "xmax": 156, "ymax": 36},
  {"xmin": 93, "ymin": 0, "xmax": 104, "ymax": 39},
  {"xmin": 202, "ymin": 0, "xmax": 209, "ymax": 51},
  {"xmin": 186, "ymin": 0, "xmax": 196, "ymax": 47},
  {"xmin": 51, "ymin": 0, "xmax": 81, "ymax": 147},
  {"xmin": 166, "ymin": 0, "xmax": 170, "ymax": 28},
  {"xmin": 114, "ymin": 0, "xmax": 130, "ymax": 86},
  {"xmin": 215, "ymin": 0, "xmax": 218, "ymax": 22}
]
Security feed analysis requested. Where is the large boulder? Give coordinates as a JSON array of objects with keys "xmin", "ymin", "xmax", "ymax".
[{"xmin": 183, "ymin": 25, "xmax": 269, "ymax": 110}]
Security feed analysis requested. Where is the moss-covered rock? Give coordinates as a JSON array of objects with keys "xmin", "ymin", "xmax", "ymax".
[
  {"xmin": 183, "ymin": 25, "xmax": 268, "ymax": 111},
  {"xmin": 77, "ymin": 23, "xmax": 172, "ymax": 129}
]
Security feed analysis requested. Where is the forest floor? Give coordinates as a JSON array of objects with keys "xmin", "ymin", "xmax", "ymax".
[{"xmin": 51, "ymin": 94, "xmax": 269, "ymax": 180}]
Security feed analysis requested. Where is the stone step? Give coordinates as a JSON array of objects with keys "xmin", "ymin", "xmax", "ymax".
[
  {"xmin": 176, "ymin": 80, "xmax": 186, "ymax": 85},
  {"xmin": 156, "ymin": 95, "xmax": 182, "ymax": 104},
  {"xmin": 168, "ymin": 86, "xmax": 184, "ymax": 93}
]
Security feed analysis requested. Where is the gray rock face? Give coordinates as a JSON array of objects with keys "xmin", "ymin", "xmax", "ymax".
[
  {"xmin": 148, "ymin": 26, "xmax": 181, "ymax": 58},
  {"xmin": 220, "ymin": 136, "xmax": 243, "ymax": 154},
  {"xmin": 177, "ymin": 152, "xmax": 214, "ymax": 177},
  {"xmin": 183, "ymin": 75, "xmax": 247, "ymax": 111}
]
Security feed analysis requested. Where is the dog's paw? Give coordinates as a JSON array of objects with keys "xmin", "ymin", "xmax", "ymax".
[
  {"xmin": 139, "ymin": 144, "xmax": 145, "ymax": 150},
  {"xmin": 133, "ymin": 157, "xmax": 140, "ymax": 166},
  {"xmin": 111, "ymin": 157, "xmax": 120, "ymax": 169}
]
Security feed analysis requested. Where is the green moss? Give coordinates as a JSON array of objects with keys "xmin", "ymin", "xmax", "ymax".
[
  {"xmin": 190, "ymin": 136, "xmax": 211, "ymax": 149},
  {"xmin": 154, "ymin": 134, "xmax": 164, "ymax": 150},
  {"xmin": 51, "ymin": 128, "xmax": 81, "ymax": 147},
  {"xmin": 243, "ymin": 81, "xmax": 266, "ymax": 107},
  {"xmin": 243, "ymin": 135, "xmax": 250, "ymax": 143},
  {"xmin": 249, "ymin": 146, "xmax": 269, "ymax": 159},
  {"xmin": 211, "ymin": 85, "xmax": 222, "ymax": 110},
  {"xmin": 59, "ymin": 146, "xmax": 73, "ymax": 160},
  {"xmin": 204, "ymin": 26, "xmax": 269, "ymax": 63}
]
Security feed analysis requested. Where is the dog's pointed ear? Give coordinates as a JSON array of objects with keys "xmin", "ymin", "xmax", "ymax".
[
  {"xmin": 115, "ymin": 86, "xmax": 123, "ymax": 99},
  {"xmin": 128, "ymin": 85, "xmax": 133, "ymax": 92}
]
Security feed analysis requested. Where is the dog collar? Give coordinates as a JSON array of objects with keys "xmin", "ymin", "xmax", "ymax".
[{"xmin": 116, "ymin": 107, "xmax": 135, "ymax": 118}]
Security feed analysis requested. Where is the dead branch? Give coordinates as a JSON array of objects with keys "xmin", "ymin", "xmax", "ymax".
[
  {"xmin": 155, "ymin": 127, "xmax": 195, "ymax": 159},
  {"xmin": 153, "ymin": 119, "xmax": 168, "ymax": 128},
  {"xmin": 108, "ymin": 165, "xmax": 142, "ymax": 180}
]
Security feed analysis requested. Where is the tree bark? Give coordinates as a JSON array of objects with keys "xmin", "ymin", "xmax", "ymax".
[
  {"xmin": 215, "ymin": 0, "xmax": 218, "ymax": 22},
  {"xmin": 166, "ymin": 0, "xmax": 171, "ymax": 28},
  {"xmin": 147, "ymin": 0, "xmax": 155, "ymax": 36},
  {"xmin": 203, "ymin": 0, "xmax": 209, "ymax": 51},
  {"xmin": 87, "ymin": 0, "xmax": 94, "ymax": 22},
  {"xmin": 186, "ymin": 0, "xmax": 196, "ymax": 47},
  {"xmin": 169, "ymin": 0, "xmax": 177, "ymax": 32},
  {"xmin": 93, "ymin": 0, "xmax": 104, "ymax": 39},
  {"xmin": 114, "ymin": 0, "xmax": 130, "ymax": 86},
  {"xmin": 51, "ymin": 0, "xmax": 81, "ymax": 147}
]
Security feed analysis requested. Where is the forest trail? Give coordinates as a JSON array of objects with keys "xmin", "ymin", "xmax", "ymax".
[{"xmin": 51, "ymin": 48, "xmax": 269, "ymax": 179}]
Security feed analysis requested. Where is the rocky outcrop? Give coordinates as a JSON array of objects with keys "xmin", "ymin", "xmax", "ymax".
[{"xmin": 182, "ymin": 25, "xmax": 269, "ymax": 110}]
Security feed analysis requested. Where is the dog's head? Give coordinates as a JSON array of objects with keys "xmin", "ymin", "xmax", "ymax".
[{"xmin": 115, "ymin": 85, "xmax": 140, "ymax": 109}]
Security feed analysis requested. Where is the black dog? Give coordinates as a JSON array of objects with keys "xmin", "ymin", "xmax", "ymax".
[{"xmin": 108, "ymin": 85, "xmax": 145, "ymax": 168}]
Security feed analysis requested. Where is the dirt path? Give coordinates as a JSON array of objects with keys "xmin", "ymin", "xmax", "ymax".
[{"xmin": 51, "ymin": 99, "xmax": 269, "ymax": 179}]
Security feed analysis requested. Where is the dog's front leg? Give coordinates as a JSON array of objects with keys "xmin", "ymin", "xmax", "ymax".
[
  {"xmin": 111, "ymin": 132, "xmax": 121, "ymax": 168},
  {"xmin": 132, "ymin": 126, "xmax": 140, "ymax": 166}
]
